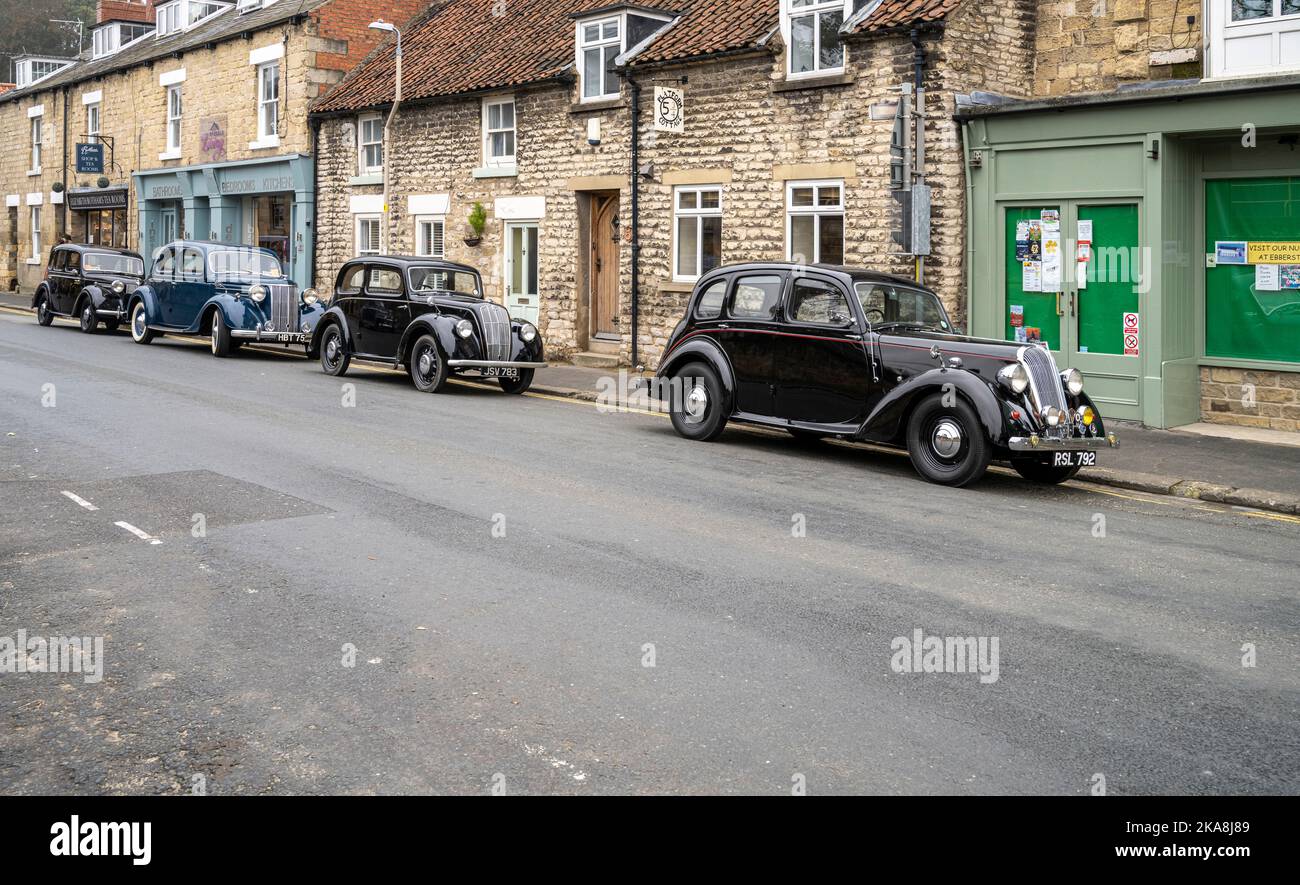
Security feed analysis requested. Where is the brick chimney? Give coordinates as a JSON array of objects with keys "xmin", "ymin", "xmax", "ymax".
[{"xmin": 97, "ymin": 0, "xmax": 156, "ymax": 25}]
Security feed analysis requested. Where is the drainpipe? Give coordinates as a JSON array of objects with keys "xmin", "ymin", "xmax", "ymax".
[
  {"xmin": 910, "ymin": 28, "xmax": 926, "ymax": 285},
  {"xmin": 60, "ymin": 85, "xmax": 69, "ymax": 240},
  {"xmin": 628, "ymin": 75, "xmax": 641, "ymax": 368}
]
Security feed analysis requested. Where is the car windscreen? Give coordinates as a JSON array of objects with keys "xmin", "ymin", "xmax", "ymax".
[
  {"xmin": 409, "ymin": 267, "xmax": 480, "ymax": 296},
  {"xmin": 83, "ymin": 252, "xmax": 144, "ymax": 276},
  {"xmin": 853, "ymin": 282, "xmax": 951, "ymax": 332},
  {"xmin": 208, "ymin": 249, "xmax": 284, "ymax": 280}
]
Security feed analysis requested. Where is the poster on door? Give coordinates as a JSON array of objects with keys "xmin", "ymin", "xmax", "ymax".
[{"xmin": 1122, "ymin": 312, "xmax": 1140, "ymax": 357}]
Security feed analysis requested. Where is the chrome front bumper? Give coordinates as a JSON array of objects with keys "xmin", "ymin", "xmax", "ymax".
[
  {"xmin": 232, "ymin": 329, "xmax": 312, "ymax": 343},
  {"xmin": 448, "ymin": 360, "xmax": 547, "ymax": 369},
  {"xmin": 1008, "ymin": 433, "xmax": 1120, "ymax": 452}
]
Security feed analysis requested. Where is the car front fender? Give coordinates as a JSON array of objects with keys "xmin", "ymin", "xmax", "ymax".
[
  {"xmin": 127, "ymin": 287, "xmax": 162, "ymax": 325},
  {"xmin": 654, "ymin": 335, "xmax": 737, "ymax": 411},
  {"xmin": 398, "ymin": 314, "xmax": 460, "ymax": 364},
  {"xmin": 858, "ymin": 368, "xmax": 1006, "ymax": 445},
  {"xmin": 309, "ymin": 305, "xmax": 351, "ymax": 356}
]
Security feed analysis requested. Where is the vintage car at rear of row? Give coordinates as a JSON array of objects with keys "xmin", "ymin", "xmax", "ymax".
[
  {"xmin": 33, "ymin": 244, "xmax": 145, "ymax": 333},
  {"xmin": 126, "ymin": 241, "xmax": 325, "ymax": 357},
  {"xmin": 651, "ymin": 262, "xmax": 1118, "ymax": 487},
  {"xmin": 310, "ymin": 256, "xmax": 546, "ymax": 395}
]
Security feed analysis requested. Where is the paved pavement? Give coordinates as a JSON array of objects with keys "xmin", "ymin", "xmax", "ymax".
[{"xmin": 1, "ymin": 307, "xmax": 1297, "ymax": 795}]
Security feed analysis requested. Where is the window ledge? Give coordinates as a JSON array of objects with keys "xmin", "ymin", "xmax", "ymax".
[
  {"xmin": 571, "ymin": 98, "xmax": 625, "ymax": 114},
  {"xmin": 25, "ymin": 258, "xmax": 42, "ymax": 265},
  {"xmin": 248, "ymin": 135, "xmax": 280, "ymax": 150},
  {"xmin": 348, "ymin": 173, "xmax": 383, "ymax": 186},
  {"xmin": 158, "ymin": 149, "xmax": 182, "ymax": 161},
  {"xmin": 659, "ymin": 279, "xmax": 695, "ymax": 293},
  {"xmin": 772, "ymin": 72, "xmax": 854, "ymax": 94},
  {"xmin": 27, "ymin": 168, "xmax": 42, "ymax": 177},
  {"xmin": 473, "ymin": 165, "xmax": 517, "ymax": 179}
]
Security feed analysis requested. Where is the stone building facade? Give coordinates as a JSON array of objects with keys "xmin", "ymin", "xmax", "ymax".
[
  {"xmin": 0, "ymin": 0, "xmax": 424, "ymax": 292},
  {"xmin": 313, "ymin": 0, "xmax": 1039, "ymax": 370}
]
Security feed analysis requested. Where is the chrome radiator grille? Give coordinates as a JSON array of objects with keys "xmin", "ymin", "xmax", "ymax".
[
  {"xmin": 1021, "ymin": 345, "xmax": 1068, "ymax": 415},
  {"xmin": 475, "ymin": 302, "xmax": 511, "ymax": 361},
  {"xmin": 267, "ymin": 284, "xmax": 296, "ymax": 333}
]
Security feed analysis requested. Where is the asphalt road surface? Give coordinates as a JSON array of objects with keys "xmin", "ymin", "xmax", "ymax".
[{"xmin": 2, "ymin": 308, "xmax": 1297, "ymax": 795}]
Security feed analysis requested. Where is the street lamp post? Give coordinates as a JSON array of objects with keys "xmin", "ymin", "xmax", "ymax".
[{"xmin": 369, "ymin": 20, "xmax": 402, "ymax": 254}]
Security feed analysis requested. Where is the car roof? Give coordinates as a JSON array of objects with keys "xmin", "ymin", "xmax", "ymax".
[
  {"xmin": 161, "ymin": 240, "xmax": 280, "ymax": 258},
  {"xmin": 696, "ymin": 261, "xmax": 932, "ymax": 292},
  {"xmin": 346, "ymin": 254, "xmax": 480, "ymax": 276},
  {"xmin": 57, "ymin": 243, "xmax": 143, "ymax": 260}
]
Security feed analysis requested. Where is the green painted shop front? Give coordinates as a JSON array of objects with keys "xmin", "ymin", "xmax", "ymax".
[{"xmin": 960, "ymin": 79, "xmax": 1300, "ymax": 429}]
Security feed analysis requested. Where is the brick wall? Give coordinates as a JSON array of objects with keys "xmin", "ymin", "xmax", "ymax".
[
  {"xmin": 1201, "ymin": 368, "xmax": 1300, "ymax": 433},
  {"xmin": 307, "ymin": 0, "xmax": 430, "ymax": 99},
  {"xmin": 97, "ymin": 0, "xmax": 155, "ymax": 25},
  {"xmin": 1034, "ymin": 0, "xmax": 1204, "ymax": 96}
]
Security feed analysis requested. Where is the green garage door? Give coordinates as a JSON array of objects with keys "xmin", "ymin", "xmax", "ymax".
[{"xmin": 1205, "ymin": 177, "xmax": 1300, "ymax": 364}]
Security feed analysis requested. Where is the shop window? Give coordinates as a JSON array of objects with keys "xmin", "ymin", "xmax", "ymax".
[
  {"xmin": 482, "ymin": 97, "xmax": 516, "ymax": 168},
  {"xmin": 673, "ymin": 185, "xmax": 723, "ymax": 281},
  {"xmin": 358, "ymin": 115, "xmax": 383, "ymax": 174},
  {"xmin": 786, "ymin": 180, "xmax": 844, "ymax": 265}
]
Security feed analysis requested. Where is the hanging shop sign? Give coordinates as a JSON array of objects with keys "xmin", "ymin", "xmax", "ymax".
[
  {"xmin": 654, "ymin": 85, "xmax": 685, "ymax": 134},
  {"xmin": 75, "ymin": 143, "xmax": 104, "ymax": 174}
]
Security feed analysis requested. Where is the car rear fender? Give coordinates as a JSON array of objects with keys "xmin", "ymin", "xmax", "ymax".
[
  {"xmin": 654, "ymin": 336, "xmax": 737, "ymax": 412},
  {"xmin": 858, "ymin": 369, "xmax": 1006, "ymax": 445},
  {"xmin": 31, "ymin": 282, "xmax": 52, "ymax": 308}
]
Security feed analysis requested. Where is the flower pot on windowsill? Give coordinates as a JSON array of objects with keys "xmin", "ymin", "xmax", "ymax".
[{"xmin": 463, "ymin": 235, "xmax": 483, "ymax": 247}]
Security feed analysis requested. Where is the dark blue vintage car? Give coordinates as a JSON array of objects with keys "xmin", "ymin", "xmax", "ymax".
[{"xmin": 126, "ymin": 241, "xmax": 326, "ymax": 357}]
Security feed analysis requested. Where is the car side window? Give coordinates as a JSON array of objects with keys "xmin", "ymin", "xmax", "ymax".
[
  {"xmin": 181, "ymin": 248, "xmax": 205, "ymax": 281},
  {"xmin": 788, "ymin": 278, "xmax": 853, "ymax": 327},
  {"xmin": 50, "ymin": 249, "xmax": 65, "ymax": 272},
  {"xmin": 155, "ymin": 248, "xmax": 176, "ymax": 279},
  {"xmin": 64, "ymin": 251, "xmax": 80, "ymax": 273},
  {"xmin": 695, "ymin": 279, "xmax": 727, "ymax": 320},
  {"xmin": 729, "ymin": 274, "xmax": 784, "ymax": 320},
  {"xmin": 338, "ymin": 265, "xmax": 365, "ymax": 295},
  {"xmin": 366, "ymin": 267, "xmax": 404, "ymax": 296}
]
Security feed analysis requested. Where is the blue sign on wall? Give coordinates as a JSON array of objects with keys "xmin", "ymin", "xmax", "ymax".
[{"xmin": 76, "ymin": 143, "xmax": 104, "ymax": 174}]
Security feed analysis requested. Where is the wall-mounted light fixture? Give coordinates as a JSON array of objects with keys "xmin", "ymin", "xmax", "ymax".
[{"xmin": 1147, "ymin": 139, "xmax": 1160, "ymax": 160}]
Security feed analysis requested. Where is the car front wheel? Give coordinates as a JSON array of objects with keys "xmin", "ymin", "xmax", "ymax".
[
  {"xmin": 130, "ymin": 302, "xmax": 154, "ymax": 344},
  {"xmin": 1011, "ymin": 459, "xmax": 1082, "ymax": 485},
  {"xmin": 499, "ymin": 369, "xmax": 534, "ymax": 395},
  {"xmin": 319, "ymin": 324, "xmax": 349, "ymax": 376},
  {"xmin": 35, "ymin": 296, "xmax": 54, "ymax": 326},
  {"xmin": 669, "ymin": 361, "xmax": 728, "ymax": 442},
  {"xmin": 905, "ymin": 393, "xmax": 992, "ymax": 487},
  {"xmin": 210, "ymin": 310, "xmax": 232, "ymax": 357},
  {"xmin": 79, "ymin": 299, "xmax": 98, "ymax": 334},
  {"xmin": 408, "ymin": 334, "xmax": 448, "ymax": 393}
]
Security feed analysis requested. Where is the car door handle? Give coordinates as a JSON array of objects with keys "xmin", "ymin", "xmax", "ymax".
[
  {"xmin": 846, "ymin": 333, "xmax": 862, "ymax": 340},
  {"xmin": 717, "ymin": 323, "xmax": 729, "ymax": 329}
]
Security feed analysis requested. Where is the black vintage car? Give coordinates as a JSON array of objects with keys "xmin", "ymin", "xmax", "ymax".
[
  {"xmin": 652, "ymin": 262, "xmax": 1119, "ymax": 487},
  {"xmin": 32, "ymin": 244, "xmax": 145, "ymax": 333},
  {"xmin": 311, "ymin": 256, "xmax": 546, "ymax": 394}
]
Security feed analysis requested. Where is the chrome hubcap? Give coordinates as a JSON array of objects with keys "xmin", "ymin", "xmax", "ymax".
[
  {"xmin": 212, "ymin": 315, "xmax": 219, "ymax": 351},
  {"xmin": 133, "ymin": 310, "xmax": 144, "ymax": 337},
  {"xmin": 684, "ymin": 385, "xmax": 708, "ymax": 422},
  {"xmin": 326, "ymin": 337, "xmax": 339, "ymax": 362},
  {"xmin": 931, "ymin": 419, "xmax": 963, "ymax": 459},
  {"xmin": 418, "ymin": 349, "xmax": 434, "ymax": 377}
]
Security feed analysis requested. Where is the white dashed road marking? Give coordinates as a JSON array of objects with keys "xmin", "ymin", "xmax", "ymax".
[
  {"xmin": 60, "ymin": 490, "xmax": 100, "ymax": 511},
  {"xmin": 114, "ymin": 521, "xmax": 163, "ymax": 545}
]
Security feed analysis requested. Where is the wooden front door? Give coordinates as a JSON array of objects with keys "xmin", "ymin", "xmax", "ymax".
[{"xmin": 590, "ymin": 193, "xmax": 619, "ymax": 339}]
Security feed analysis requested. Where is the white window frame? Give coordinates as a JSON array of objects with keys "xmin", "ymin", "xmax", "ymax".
[
  {"xmin": 86, "ymin": 102, "xmax": 100, "ymax": 137},
  {"xmin": 780, "ymin": 0, "xmax": 855, "ymax": 79},
  {"xmin": 574, "ymin": 10, "xmax": 673, "ymax": 103},
  {"xmin": 30, "ymin": 206, "xmax": 42, "ymax": 262},
  {"xmin": 415, "ymin": 215, "xmax": 446, "ymax": 259},
  {"xmin": 358, "ymin": 114, "xmax": 384, "ymax": 175},
  {"xmin": 30, "ymin": 116, "xmax": 43, "ymax": 173},
  {"xmin": 481, "ymin": 96, "xmax": 516, "ymax": 168},
  {"xmin": 166, "ymin": 84, "xmax": 183, "ymax": 154},
  {"xmin": 785, "ymin": 179, "xmax": 845, "ymax": 264},
  {"xmin": 356, "ymin": 215, "xmax": 382, "ymax": 256},
  {"xmin": 1208, "ymin": 0, "xmax": 1300, "ymax": 78},
  {"xmin": 256, "ymin": 61, "xmax": 280, "ymax": 143},
  {"xmin": 672, "ymin": 185, "xmax": 724, "ymax": 282}
]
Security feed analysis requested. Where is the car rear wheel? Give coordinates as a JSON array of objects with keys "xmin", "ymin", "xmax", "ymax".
[
  {"xmin": 905, "ymin": 393, "xmax": 992, "ymax": 487},
  {"xmin": 35, "ymin": 295, "xmax": 53, "ymax": 326},
  {"xmin": 1011, "ymin": 460, "xmax": 1082, "ymax": 485},
  {"xmin": 210, "ymin": 310, "xmax": 232, "ymax": 357},
  {"xmin": 669, "ymin": 361, "xmax": 728, "ymax": 442},
  {"xmin": 499, "ymin": 369, "xmax": 534, "ymax": 395},
  {"xmin": 408, "ymin": 334, "xmax": 448, "ymax": 393},
  {"xmin": 130, "ymin": 302, "xmax": 154, "ymax": 344},
  {"xmin": 78, "ymin": 298, "xmax": 98, "ymax": 334},
  {"xmin": 319, "ymin": 324, "xmax": 349, "ymax": 377}
]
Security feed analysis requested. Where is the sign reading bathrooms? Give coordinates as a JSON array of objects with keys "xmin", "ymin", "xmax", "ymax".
[{"xmin": 75, "ymin": 143, "xmax": 104, "ymax": 174}]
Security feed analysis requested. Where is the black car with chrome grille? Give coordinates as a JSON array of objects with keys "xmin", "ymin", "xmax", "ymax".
[
  {"xmin": 32, "ymin": 243, "xmax": 145, "ymax": 333},
  {"xmin": 310, "ymin": 256, "xmax": 546, "ymax": 394},
  {"xmin": 651, "ymin": 262, "xmax": 1119, "ymax": 487}
]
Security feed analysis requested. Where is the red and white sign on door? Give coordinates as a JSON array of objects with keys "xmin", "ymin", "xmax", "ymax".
[{"xmin": 1122, "ymin": 312, "xmax": 1140, "ymax": 357}]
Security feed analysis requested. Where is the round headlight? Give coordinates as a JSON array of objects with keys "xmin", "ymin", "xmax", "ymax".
[
  {"xmin": 248, "ymin": 284, "xmax": 267, "ymax": 303},
  {"xmin": 302, "ymin": 288, "xmax": 320, "ymax": 305},
  {"xmin": 1062, "ymin": 368, "xmax": 1084, "ymax": 397},
  {"xmin": 997, "ymin": 363, "xmax": 1030, "ymax": 395},
  {"xmin": 520, "ymin": 323, "xmax": 537, "ymax": 343},
  {"xmin": 1041, "ymin": 406, "xmax": 1065, "ymax": 427},
  {"xmin": 455, "ymin": 319, "xmax": 474, "ymax": 339},
  {"xmin": 111, "ymin": 280, "xmax": 126, "ymax": 294}
]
